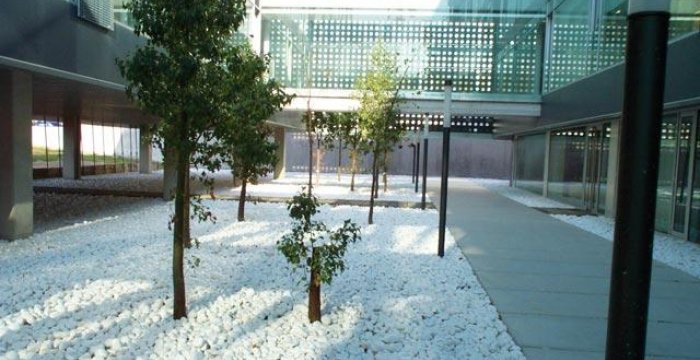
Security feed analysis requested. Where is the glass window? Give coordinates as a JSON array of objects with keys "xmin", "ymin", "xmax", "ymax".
[
  {"xmin": 514, "ymin": 133, "xmax": 546, "ymax": 195},
  {"xmin": 545, "ymin": 0, "xmax": 700, "ymax": 92},
  {"xmin": 547, "ymin": 127, "xmax": 587, "ymax": 206}
]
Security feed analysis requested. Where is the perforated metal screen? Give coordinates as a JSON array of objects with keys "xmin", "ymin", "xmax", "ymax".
[
  {"xmin": 78, "ymin": 0, "xmax": 114, "ymax": 30},
  {"xmin": 266, "ymin": 15, "xmax": 544, "ymax": 95}
]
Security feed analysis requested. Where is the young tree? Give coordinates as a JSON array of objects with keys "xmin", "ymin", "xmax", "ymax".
[
  {"xmin": 336, "ymin": 112, "xmax": 364, "ymax": 191},
  {"xmin": 214, "ymin": 45, "xmax": 292, "ymax": 221},
  {"xmin": 117, "ymin": 0, "xmax": 246, "ymax": 319},
  {"xmin": 355, "ymin": 43, "xmax": 404, "ymax": 224},
  {"xmin": 277, "ymin": 190, "xmax": 360, "ymax": 323}
]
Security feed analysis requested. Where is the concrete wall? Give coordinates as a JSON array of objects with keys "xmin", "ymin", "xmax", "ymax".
[
  {"xmin": 540, "ymin": 32, "xmax": 700, "ymax": 127},
  {"xmin": 285, "ymin": 131, "xmax": 513, "ymax": 179},
  {"xmin": 0, "ymin": 0, "xmax": 144, "ymax": 85}
]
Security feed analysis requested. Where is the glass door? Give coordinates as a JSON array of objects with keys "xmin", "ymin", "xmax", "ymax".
[
  {"xmin": 655, "ymin": 114, "xmax": 680, "ymax": 233},
  {"xmin": 582, "ymin": 123, "xmax": 610, "ymax": 215},
  {"xmin": 674, "ymin": 112, "xmax": 698, "ymax": 237},
  {"xmin": 583, "ymin": 125, "xmax": 603, "ymax": 213}
]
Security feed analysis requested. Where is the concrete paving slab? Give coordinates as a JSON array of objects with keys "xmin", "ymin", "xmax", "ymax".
[
  {"xmin": 523, "ymin": 347, "xmax": 604, "ymax": 360},
  {"xmin": 505, "ymin": 314, "xmax": 606, "ymax": 352},
  {"xmin": 434, "ymin": 181, "xmax": 700, "ymax": 359},
  {"xmin": 476, "ymin": 270, "xmax": 611, "ymax": 295},
  {"xmin": 487, "ymin": 289, "xmax": 608, "ymax": 318}
]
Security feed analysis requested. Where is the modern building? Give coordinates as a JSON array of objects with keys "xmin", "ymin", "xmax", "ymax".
[
  {"xmin": 2, "ymin": 0, "xmax": 699, "ymax": 243},
  {"xmin": 241, "ymin": 0, "xmax": 700, "ymax": 242}
]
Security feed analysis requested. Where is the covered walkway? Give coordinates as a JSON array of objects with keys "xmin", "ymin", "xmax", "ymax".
[{"xmin": 436, "ymin": 181, "xmax": 700, "ymax": 360}]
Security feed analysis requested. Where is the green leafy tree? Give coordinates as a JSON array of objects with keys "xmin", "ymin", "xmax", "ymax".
[
  {"xmin": 117, "ymin": 0, "xmax": 247, "ymax": 319},
  {"xmin": 355, "ymin": 43, "xmax": 404, "ymax": 224},
  {"xmin": 277, "ymin": 190, "xmax": 361, "ymax": 323},
  {"xmin": 212, "ymin": 44, "xmax": 292, "ymax": 221}
]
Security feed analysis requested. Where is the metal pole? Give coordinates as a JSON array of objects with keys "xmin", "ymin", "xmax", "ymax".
[
  {"xmin": 415, "ymin": 141, "xmax": 420, "ymax": 193},
  {"xmin": 410, "ymin": 144, "xmax": 416, "ymax": 183},
  {"xmin": 438, "ymin": 80, "xmax": 452, "ymax": 257},
  {"xmin": 422, "ymin": 138, "xmax": 428, "ymax": 210},
  {"xmin": 422, "ymin": 114, "xmax": 430, "ymax": 210},
  {"xmin": 605, "ymin": 1, "xmax": 670, "ymax": 359}
]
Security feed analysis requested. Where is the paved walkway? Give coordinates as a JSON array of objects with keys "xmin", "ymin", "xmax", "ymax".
[{"xmin": 433, "ymin": 181, "xmax": 700, "ymax": 360}]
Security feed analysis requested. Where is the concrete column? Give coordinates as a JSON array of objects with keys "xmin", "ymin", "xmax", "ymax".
[
  {"xmin": 273, "ymin": 127, "xmax": 286, "ymax": 179},
  {"xmin": 162, "ymin": 144, "xmax": 177, "ymax": 200},
  {"xmin": 0, "ymin": 70, "xmax": 33, "ymax": 240},
  {"xmin": 139, "ymin": 125, "xmax": 152, "ymax": 174},
  {"xmin": 62, "ymin": 105, "xmax": 81, "ymax": 180}
]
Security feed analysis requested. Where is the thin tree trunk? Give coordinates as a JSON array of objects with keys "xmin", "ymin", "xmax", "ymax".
[
  {"xmin": 183, "ymin": 167, "xmax": 191, "ymax": 249},
  {"xmin": 308, "ymin": 248, "xmax": 321, "ymax": 323},
  {"xmin": 337, "ymin": 139, "xmax": 342, "ymax": 182},
  {"xmin": 382, "ymin": 150, "xmax": 388, "ymax": 193},
  {"xmin": 368, "ymin": 153, "xmax": 378, "ymax": 224},
  {"xmin": 172, "ymin": 114, "xmax": 189, "ymax": 320},
  {"xmin": 307, "ymin": 132, "xmax": 313, "ymax": 196},
  {"xmin": 238, "ymin": 178, "xmax": 247, "ymax": 222},
  {"xmin": 374, "ymin": 159, "xmax": 379, "ymax": 199},
  {"xmin": 350, "ymin": 150, "xmax": 357, "ymax": 192},
  {"xmin": 315, "ymin": 147, "xmax": 322, "ymax": 186}
]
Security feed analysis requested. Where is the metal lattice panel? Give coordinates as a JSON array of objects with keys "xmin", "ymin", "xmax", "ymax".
[
  {"xmin": 77, "ymin": 0, "xmax": 114, "ymax": 30},
  {"xmin": 397, "ymin": 113, "xmax": 494, "ymax": 134},
  {"xmin": 266, "ymin": 15, "xmax": 543, "ymax": 95}
]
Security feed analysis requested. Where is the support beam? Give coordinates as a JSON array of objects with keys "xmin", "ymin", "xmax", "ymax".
[
  {"xmin": 139, "ymin": 125, "xmax": 152, "ymax": 174},
  {"xmin": 273, "ymin": 127, "xmax": 286, "ymax": 180},
  {"xmin": 0, "ymin": 70, "xmax": 33, "ymax": 240},
  {"xmin": 62, "ymin": 103, "xmax": 81, "ymax": 180}
]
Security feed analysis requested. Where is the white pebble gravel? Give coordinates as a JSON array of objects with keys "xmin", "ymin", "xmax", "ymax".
[
  {"xmin": 226, "ymin": 173, "xmax": 428, "ymax": 202},
  {"xmin": 0, "ymin": 195, "xmax": 522, "ymax": 359},
  {"xmin": 468, "ymin": 178, "xmax": 574, "ymax": 209},
  {"xmin": 552, "ymin": 214, "xmax": 700, "ymax": 279}
]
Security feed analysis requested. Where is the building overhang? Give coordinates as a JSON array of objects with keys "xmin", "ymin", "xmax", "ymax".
[{"xmin": 278, "ymin": 88, "xmax": 541, "ymax": 134}]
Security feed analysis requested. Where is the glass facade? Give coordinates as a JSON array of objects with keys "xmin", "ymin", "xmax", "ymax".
[
  {"xmin": 31, "ymin": 116, "xmax": 143, "ymax": 178},
  {"xmin": 656, "ymin": 114, "xmax": 684, "ymax": 232},
  {"xmin": 548, "ymin": 127, "xmax": 586, "ymax": 206},
  {"xmin": 544, "ymin": 124, "xmax": 611, "ymax": 211},
  {"xmin": 545, "ymin": 0, "xmax": 700, "ymax": 92},
  {"xmin": 688, "ymin": 111, "xmax": 700, "ymax": 243},
  {"xmin": 113, "ymin": 1, "xmax": 698, "ymax": 95},
  {"xmin": 595, "ymin": 123, "xmax": 611, "ymax": 214},
  {"xmin": 514, "ymin": 133, "xmax": 546, "ymax": 195}
]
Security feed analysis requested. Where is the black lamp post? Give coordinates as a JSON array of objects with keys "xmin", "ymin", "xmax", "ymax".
[
  {"xmin": 605, "ymin": 1, "xmax": 670, "ymax": 359},
  {"xmin": 421, "ymin": 114, "xmax": 429, "ymax": 210},
  {"xmin": 410, "ymin": 143, "xmax": 416, "ymax": 183},
  {"xmin": 438, "ymin": 80, "xmax": 452, "ymax": 257},
  {"xmin": 415, "ymin": 134, "xmax": 421, "ymax": 193}
]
